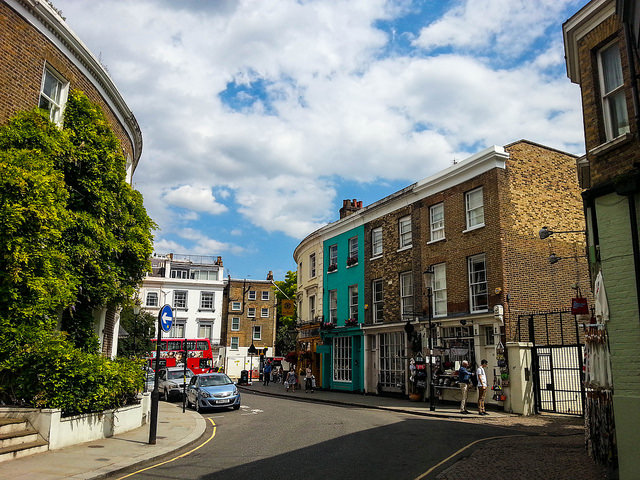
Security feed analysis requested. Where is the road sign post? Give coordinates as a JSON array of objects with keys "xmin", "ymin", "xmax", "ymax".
[{"xmin": 149, "ymin": 304, "xmax": 173, "ymax": 445}]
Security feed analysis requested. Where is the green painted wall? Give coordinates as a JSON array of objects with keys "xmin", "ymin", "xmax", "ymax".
[
  {"xmin": 595, "ymin": 193, "xmax": 640, "ymax": 478},
  {"xmin": 321, "ymin": 226, "xmax": 365, "ymax": 391}
]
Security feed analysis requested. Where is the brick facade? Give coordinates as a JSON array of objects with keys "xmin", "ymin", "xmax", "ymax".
[{"xmin": 0, "ymin": 1, "xmax": 141, "ymax": 165}]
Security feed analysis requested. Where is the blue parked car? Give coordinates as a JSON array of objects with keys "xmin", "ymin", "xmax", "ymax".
[{"xmin": 186, "ymin": 373, "xmax": 240, "ymax": 412}]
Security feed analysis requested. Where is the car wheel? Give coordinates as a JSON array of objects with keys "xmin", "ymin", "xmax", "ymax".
[
  {"xmin": 164, "ymin": 389, "xmax": 170, "ymax": 401},
  {"xmin": 186, "ymin": 396, "xmax": 192, "ymax": 409},
  {"xmin": 232, "ymin": 404, "xmax": 240, "ymax": 410},
  {"xmin": 195, "ymin": 398, "xmax": 201, "ymax": 413}
]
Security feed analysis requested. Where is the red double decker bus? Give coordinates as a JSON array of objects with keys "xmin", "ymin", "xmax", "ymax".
[{"xmin": 148, "ymin": 338, "xmax": 214, "ymax": 374}]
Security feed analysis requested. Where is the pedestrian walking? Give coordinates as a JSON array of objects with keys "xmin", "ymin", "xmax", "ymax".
[
  {"xmin": 263, "ymin": 362, "xmax": 272, "ymax": 386},
  {"xmin": 305, "ymin": 365, "xmax": 314, "ymax": 393},
  {"xmin": 285, "ymin": 369, "xmax": 296, "ymax": 392},
  {"xmin": 458, "ymin": 360, "xmax": 472, "ymax": 414},
  {"xmin": 477, "ymin": 359, "xmax": 489, "ymax": 415}
]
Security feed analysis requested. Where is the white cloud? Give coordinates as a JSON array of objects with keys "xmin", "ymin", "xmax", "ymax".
[
  {"xmin": 177, "ymin": 228, "xmax": 245, "ymax": 255},
  {"xmin": 414, "ymin": 0, "xmax": 578, "ymax": 58},
  {"xmin": 56, "ymin": 0, "xmax": 587, "ymax": 254},
  {"xmin": 163, "ymin": 185, "xmax": 227, "ymax": 215}
]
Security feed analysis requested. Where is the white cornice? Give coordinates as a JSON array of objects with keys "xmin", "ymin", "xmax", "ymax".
[
  {"xmin": 8, "ymin": 0, "xmax": 143, "ymax": 167},
  {"xmin": 300, "ymin": 145, "xmax": 508, "ymax": 245},
  {"xmin": 563, "ymin": 0, "xmax": 616, "ymax": 84}
]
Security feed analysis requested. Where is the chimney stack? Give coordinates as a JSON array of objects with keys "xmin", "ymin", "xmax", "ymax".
[{"xmin": 339, "ymin": 198, "xmax": 363, "ymax": 219}]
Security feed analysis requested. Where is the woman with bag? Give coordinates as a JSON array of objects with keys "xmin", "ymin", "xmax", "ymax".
[{"xmin": 285, "ymin": 369, "xmax": 296, "ymax": 392}]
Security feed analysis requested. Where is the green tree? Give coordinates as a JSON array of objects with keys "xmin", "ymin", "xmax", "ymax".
[
  {"xmin": 274, "ymin": 270, "xmax": 297, "ymax": 355},
  {"xmin": 117, "ymin": 306, "xmax": 155, "ymax": 358},
  {"xmin": 0, "ymin": 91, "xmax": 155, "ymax": 350},
  {"xmin": 0, "ymin": 110, "xmax": 76, "ymax": 327}
]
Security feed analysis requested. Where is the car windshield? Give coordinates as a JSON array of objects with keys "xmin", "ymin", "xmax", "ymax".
[
  {"xmin": 167, "ymin": 370, "xmax": 193, "ymax": 380},
  {"xmin": 200, "ymin": 374, "xmax": 232, "ymax": 387}
]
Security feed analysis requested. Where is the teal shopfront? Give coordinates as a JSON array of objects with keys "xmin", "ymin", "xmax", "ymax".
[{"xmin": 318, "ymin": 327, "xmax": 364, "ymax": 392}]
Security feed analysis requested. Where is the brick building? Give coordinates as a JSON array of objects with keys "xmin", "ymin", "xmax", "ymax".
[
  {"xmin": 295, "ymin": 140, "xmax": 590, "ymax": 409},
  {"xmin": 1, "ymin": 0, "xmax": 143, "ymax": 357},
  {"xmin": 223, "ymin": 275, "xmax": 277, "ymax": 380},
  {"xmin": 564, "ymin": 0, "xmax": 640, "ymax": 477}
]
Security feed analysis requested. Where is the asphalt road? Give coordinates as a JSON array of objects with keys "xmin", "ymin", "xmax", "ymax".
[{"xmin": 110, "ymin": 391, "xmax": 521, "ymax": 480}]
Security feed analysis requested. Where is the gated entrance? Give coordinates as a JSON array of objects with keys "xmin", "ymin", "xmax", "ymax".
[{"xmin": 517, "ymin": 311, "xmax": 585, "ymax": 416}]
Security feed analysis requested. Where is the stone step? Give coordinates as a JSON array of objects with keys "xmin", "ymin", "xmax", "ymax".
[
  {"xmin": 0, "ymin": 438, "xmax": 49, "ymax": 463},
  {"xmin": 0, "ymin": 418, "xmax": 29, "ymax": 436},
  {"xmin": 0, "ymin": 428, "xmax": 40, "ymax": 449}
]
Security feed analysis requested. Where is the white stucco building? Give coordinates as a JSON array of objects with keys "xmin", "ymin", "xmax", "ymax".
[{"xmin": 140, "ymin": 253, "xmax": 226, "ymax": 367}]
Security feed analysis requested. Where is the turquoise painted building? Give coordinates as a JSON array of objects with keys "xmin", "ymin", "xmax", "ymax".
[{"xmin": 318, "ymin": 226, "xmax": 365, "ymax": 392}]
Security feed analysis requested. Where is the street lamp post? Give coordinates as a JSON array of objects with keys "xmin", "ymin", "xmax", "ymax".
[
  {"xmin": 248, "ymin": 343, "xmax": 258, "ymax": 384},
  {"xmin": 423, "ymin": 267, "xmax": 436, "ymax": 412}
]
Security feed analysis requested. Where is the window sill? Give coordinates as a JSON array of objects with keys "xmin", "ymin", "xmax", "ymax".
[
  {"xmin": 427, "ymin": 237, "xmax": 446, "ymax": 245},
  {"xmin": 589, "ymin": 132, "xmax": 633, "ymax": 157},
  {"xmin": 462, "ymin": 224, "xmax": 485, "ymax": 234},
  {"xmin": 370, "ymin": 255, "xmax": 383, "ymax": 261},
  {"xmin": 327, "ymin": 269, "xmax": 338, "ymax": 274},
  {"xmin": 346, "ymin": 263, "xmax": 359, "ymax": 269},
  {"xmin": 198, "ymin": 309, "xmax": 215, "ymax": 312},
  {"xmin": 397, "ymin": 245, "xmax": 413, "ymax": 253},
  {"xmin": 470, "ymin": 309, "xmax": 489, "ymax": 314}
]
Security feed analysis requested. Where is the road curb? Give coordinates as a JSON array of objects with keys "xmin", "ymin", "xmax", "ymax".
[{"xmin": 239, "ymin": 386, "xmax": 471, "ymax": 420}]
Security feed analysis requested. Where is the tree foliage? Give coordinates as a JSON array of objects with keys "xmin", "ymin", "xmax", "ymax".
[
  {"xmin": 274, "ymin": 270, "xmax": 297, "ymax": 355},
  {"xmin": 0, "ymin": 91, "xmax": 155, "ymax": 349},
  {"xmin": 0, "ymin": 92, "xmax": 154, "ymax": 414},
  {"xmin": 117, "ymin": 307, "xmax": 155, "ymax": 358}
]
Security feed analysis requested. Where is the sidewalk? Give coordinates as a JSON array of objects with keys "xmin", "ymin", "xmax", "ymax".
[{"xmin": 0, "ymin": 401, "xmax": 206, "ymax": 480}]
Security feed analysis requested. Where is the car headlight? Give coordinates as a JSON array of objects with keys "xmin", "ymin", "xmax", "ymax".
[
  {"xmin": 233, "ymin": 387, "xmax": 238, "ymax": 395},
  {"xmin": 168, "ymin": 382, "xmax": 179, "ymax": 390},
  {"xmin": 200, "ymin": 390, "xmax": 211, "ymax": 398}
]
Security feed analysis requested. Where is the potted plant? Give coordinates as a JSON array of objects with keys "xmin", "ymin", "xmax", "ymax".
[
  {"xmin": 327, "ymin": 263, "xmax": 337, "ymax": 272},
  {"xmin": 346, "ymin": 256, "xmax": 358, "ymax": 267}
]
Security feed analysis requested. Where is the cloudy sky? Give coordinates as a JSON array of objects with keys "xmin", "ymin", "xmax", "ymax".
[{"xmin": 54, "ymin": 0, "xmax": 589, "ymax": 281}]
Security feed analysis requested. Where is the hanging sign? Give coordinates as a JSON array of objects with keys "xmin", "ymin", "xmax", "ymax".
[
  {"xmin": 571, "ymin": 297, "xmax": 589, "ymax": 315},
  {"xmin": 281, "ymin": 299, "xmax": 295, "ymax": 316}
]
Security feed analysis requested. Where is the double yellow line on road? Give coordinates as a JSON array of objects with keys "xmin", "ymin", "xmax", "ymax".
[{"xmin": 116, "ymin": 418, "xmax": 217, "ymax": 479}]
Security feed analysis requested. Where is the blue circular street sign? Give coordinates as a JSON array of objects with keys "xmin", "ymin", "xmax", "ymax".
[{"xmin": 159, "ymin": 304, "xmax": 174, "ymax": 333}]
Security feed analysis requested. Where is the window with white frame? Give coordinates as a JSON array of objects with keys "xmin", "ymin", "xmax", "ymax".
[
  {"xmin": 231, "ymin": 301, "xmax": 241, "ymax": 311},
  {"xmin": 191, "ymin": 269, "xmax": 218, "ymax": 280},
  {"xmin": 261, "ymin": 307, "xmax": 269, "ymax": 317},
  {"xmin": 248, "ymin": 290, "xmax": 257, "ymax": 300},
  {"xmin": 309, "ymin": 294, "xmax": 316, "ymax": 321},
  {"xmin": 378, "ymin": 332, "xmax": 404, "ymax": 389},
  {"xmin": 468, "ymin": 253, "xmax": 488, "ymax": 312},
  {"xmin": 248, "ymin": 307, "xmax": 256, "ymax": 318},
  {"xmin": 371, "ymin": 227, "xmax": 383, "ymax": 257},
  {"xmin": 430, "ymin": 203, "xmax": 445, "ymax": 241},
  {"xmin": 372, "ymin": 279, "xmax": 384, "ymax": 323},
  {"xmin": 348, "ymin": 285, "xmax": 358, "ymax": 321},
  {"xmin": 333, "ymin": 336, "xmax": 352, "ymax": 382},
  {"xmin": 169, "ymin": 321, "xmax": 185, "ymax": 338},
  {"xmin": 329, "ymin": 244, "xmax": 338, "ymax": 268},
  {"xmin": 252, "ymin": 325, "xmax": 261, "ymax": 341},
  {"xmin": 200, "ymin": 292, "xmax": 214, "ymax": 310},
  {"xmin": 400, "ymin": 271, "xmax": 413, "ymax": 317},
  {"xmin": 230, "ymin": 337, "xmax": 239, "ymax": 350},
  {"xmin": 231, "ymin": 317, "xmax": 240, "ymax": 331},
  {"xmin": 329, "ymin": 289, "xmax": 337, "ymax": 323},
  {"xmin": 173, "ymin": 291, "xmax": 187, "ymax": 309},
  {"xmin": 261, "ymin": 290, "xmax": 270, "ymax": 301},
  {"xmin": 599, "ymin": 42, "xmax": 630, "ymax": 140},
  {"xmin": 146, "ymin": 292, "xmax": 158, "ymax": 307},
  {"xmin": 348, "ymin": 236, "xmax": 358, "ymax": 264},
  {"xmin": 399, "ymin": 216, "xmax": 412, "ymax": 248},
  {"xmin": 39, "ymin": 66, "xmax": 68, "ymax": 125},
  {"xmin": 465, "ymin": 187, "xmax": 484, "ymax": 229},
  {"xmin": 309, "ymin": 253, "xmax": 316, "ymax": 278},
  {"xmin": 432, "ymin": 263, "xmax": 447, "ymax": 317},
  {"xmin": 170, "ymin": 269, "xmax": 189, "ymax": 279},
  {"xmin": 198, "ymin": 321, "xmax": 212, "ymax": 339}
]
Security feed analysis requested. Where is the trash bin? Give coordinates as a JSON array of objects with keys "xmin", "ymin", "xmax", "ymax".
[{"xmin": 239, "ymin": 370, "xmax": 248, "ymax": 385}]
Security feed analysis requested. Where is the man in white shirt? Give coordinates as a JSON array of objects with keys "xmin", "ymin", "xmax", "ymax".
[{"xmin": 477, "ymin": 359, "xmax": 489, "ymax": 415}]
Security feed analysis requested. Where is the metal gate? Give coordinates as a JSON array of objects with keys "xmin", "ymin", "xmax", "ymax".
[{"xmin": 517, "ymin": 311, "xmax": 585, "ymax": 416}]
